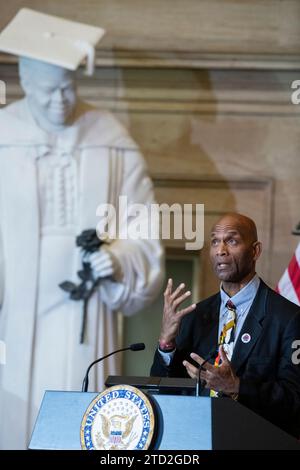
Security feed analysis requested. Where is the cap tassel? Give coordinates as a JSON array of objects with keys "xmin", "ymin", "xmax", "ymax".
[{"xmin": 74, "ymin": 39, "xmax": 95, "ymax": 76}]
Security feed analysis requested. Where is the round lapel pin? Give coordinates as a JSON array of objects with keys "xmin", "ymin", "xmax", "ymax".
[{"xmin": 241, "ymin": 333, "xmax": 251, "ymax": 344}]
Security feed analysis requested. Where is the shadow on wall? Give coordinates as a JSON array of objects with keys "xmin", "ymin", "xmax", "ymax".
[{"xmin": 118, "ymin": 67, "xmax": 237, "ymax": 377}]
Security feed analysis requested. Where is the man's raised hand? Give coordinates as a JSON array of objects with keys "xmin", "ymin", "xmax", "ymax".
[{"xmin": 159, "ymin": 278, "xmax": 196, "ymax": 346}]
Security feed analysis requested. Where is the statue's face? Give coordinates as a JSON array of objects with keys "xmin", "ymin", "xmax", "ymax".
[
  {"xmin": 20, "ymin": 59, "xmax": 77, "ymax": 130},
  {"xmin": 30, "ymin": 73, "xmax": 77, "ymax": 127}
]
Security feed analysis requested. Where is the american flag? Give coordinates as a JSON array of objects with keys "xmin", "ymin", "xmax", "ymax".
[{"xmin": 276, "ymin": 242, "xmax": 300, "ymax": 306}]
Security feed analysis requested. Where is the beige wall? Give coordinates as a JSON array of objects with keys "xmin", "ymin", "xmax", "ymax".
[
  {"xmin": 1, "ymin": 0, "xmax": 300, "ymax": 56},
  {"xmin": 1, "ymin": 0, "xmax": 300, "ymax": 297}
]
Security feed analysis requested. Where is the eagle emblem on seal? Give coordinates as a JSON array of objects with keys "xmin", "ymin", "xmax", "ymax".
[{"xmin": 95, "ymin": 413, "xmax": 138, "ymax": 449}]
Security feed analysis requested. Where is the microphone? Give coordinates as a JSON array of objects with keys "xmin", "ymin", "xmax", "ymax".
[
  {"xmin": 81, "ymin": 343, "xmax": 145, "ymax": 392},
  {"xmin": 129, "ymin": 343, "xmax": 145, "ymax": 351},
  {"xmin": 195, "ymin": 347, "xmax": 218, "ymax": 397}
]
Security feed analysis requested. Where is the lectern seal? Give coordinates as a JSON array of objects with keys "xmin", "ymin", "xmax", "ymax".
[{"xmin": 80, "ymin": 385, "xmax": 155, "ymax": 450}]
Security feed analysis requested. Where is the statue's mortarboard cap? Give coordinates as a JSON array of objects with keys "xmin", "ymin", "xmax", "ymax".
[{"xmin": 0, "ymin": 8, "xmax": 105, "ymax": 75}]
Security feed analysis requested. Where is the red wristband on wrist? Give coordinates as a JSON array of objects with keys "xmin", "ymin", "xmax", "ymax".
[{"xmin": 158, "ymin": 339, "xmax": 176, "ymax": 352}]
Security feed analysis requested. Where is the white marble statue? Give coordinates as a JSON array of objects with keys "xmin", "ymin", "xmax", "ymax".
[{"xmin": 0, "ymin": 58, "xmax": 164, "ymax": 449}]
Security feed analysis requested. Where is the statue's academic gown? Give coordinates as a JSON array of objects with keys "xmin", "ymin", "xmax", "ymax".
[{"xmin": 0, "ymin": 99, "xmax": 164, "ymax": 449}]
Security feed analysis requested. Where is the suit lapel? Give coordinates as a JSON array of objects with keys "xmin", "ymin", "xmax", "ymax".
[
  {"xmin": 231, "ymin": 281, "xmax": 268, "ymax": 374},
  {"xmin": 197, "ymin": 294, "xmax": 220, "ymax": 356}
]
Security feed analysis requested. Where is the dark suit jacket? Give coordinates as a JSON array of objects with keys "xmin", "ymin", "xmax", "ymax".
[{"xmin": 150, "ymin": 280, "xmax": 300, "ymax": 437}]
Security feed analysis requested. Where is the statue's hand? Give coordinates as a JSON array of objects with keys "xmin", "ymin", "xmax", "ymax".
[{"xmin": 89, "ymin": 246, "xmax": 123, "ymax": 281}]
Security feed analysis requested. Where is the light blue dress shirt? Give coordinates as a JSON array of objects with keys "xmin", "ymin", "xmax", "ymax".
[{"xmin": 159, "ymin": 274, "xmax": 261, "ymax": 365}]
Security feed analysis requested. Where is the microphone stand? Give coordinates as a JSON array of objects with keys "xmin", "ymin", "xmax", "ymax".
[
  {"xmin": 196, "ymin": 349, "xmax": 217, "ymax": 397},
  {"xmin": 82, "ymin": 343, "xmax": 145, "ymax": 392}
]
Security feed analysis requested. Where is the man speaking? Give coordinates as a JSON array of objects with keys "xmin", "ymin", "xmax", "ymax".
[{"xmin": 151, "ymin": 213, "xmax": 300, "ymax": 437}]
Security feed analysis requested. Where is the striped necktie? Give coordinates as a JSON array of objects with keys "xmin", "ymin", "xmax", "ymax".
[{"xmin": 210, "ymin": 299, "xmax": 236, "ymax": 397}]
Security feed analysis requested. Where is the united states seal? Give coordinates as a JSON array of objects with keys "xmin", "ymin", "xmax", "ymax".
[{"xmin": 80, "ymin": 385, "xmax": 155, "ymax": 450}]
